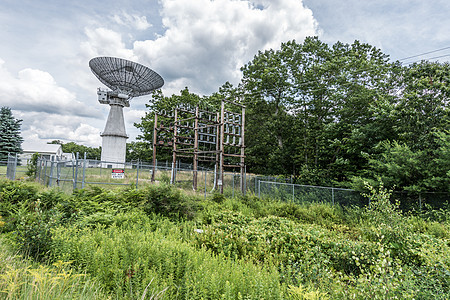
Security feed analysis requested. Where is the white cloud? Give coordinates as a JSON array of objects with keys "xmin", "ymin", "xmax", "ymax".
[
  {"xmin": 80, "ymin": 27, "xmax": 137, "ymax": 60},
  {"xmin": 112, "ymin": 12, "xmax": 152, "ymax": 31},
  {"xmin": 132, "ymin": 0, "xmax": 318, "ymax": 95},
  {"xmin": 77, "ymin": 0, "xmax": 318, "ymax": 96},
  {"xmin": 17, "ymin": 111, "xmax": 102, "ymax": 148},
  {"xmin": 0, "ymin": 59, "xmax": 99, "ymax": 118}
]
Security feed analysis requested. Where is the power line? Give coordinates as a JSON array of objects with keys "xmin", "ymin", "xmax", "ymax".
[
  {"xmin": 399, "ymin": 46, "xmax": 450, "ymax": 61},
  {"xmin": 403, "ymin": 54, "xmax": 450, "ymax": 65}
]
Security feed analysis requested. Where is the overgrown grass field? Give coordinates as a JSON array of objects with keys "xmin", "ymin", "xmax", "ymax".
[{"xmin": 0, "ymin": 179, "xmax": 449, "ymax": 299}]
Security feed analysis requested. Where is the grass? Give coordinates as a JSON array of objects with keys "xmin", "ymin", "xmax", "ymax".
[
  {"xmin": 0, "ymin": 179, "xmax": 449, "ymax": 299},
  {"xmin": 0, "ymin": 237, "xmax": 107, "ymax": 300}
]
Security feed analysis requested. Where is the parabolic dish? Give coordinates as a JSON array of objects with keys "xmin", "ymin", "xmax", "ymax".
[{"xmin": 89, "ymin": 57, "xmax": 164, "ymax": 97}]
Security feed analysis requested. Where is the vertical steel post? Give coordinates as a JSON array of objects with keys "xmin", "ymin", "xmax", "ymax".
[
  {"xmin": 49, "ymin": 156, "xmax": 54, "ymax": 187},
  {"xmin": 151, "ymin": 114, "xmax": 158, "ymax": 182},
  {"xmin": 204, "ymin": 169, "xmax": 207, "ymax": 200},
  {"xmin": 44, "ymin": 159, "xmax": 48, "ymax": 186},
  {"xmin": 81, "ymin": 152, "xmax": 87, "ymax": 189},
  {"xmin": 215, "ymin": 112, "xmax": 220, "ymax": 190},
  {"xmin": 292, "ymin": 183, "xmax": 295, "ymax": 202},
  {"xmin": 57, "ymin": 161, "xmax": 61, "ymax": 187},
  {"xmin": 232, "ymin": 173, "xmax": 235, "ymax": 198},
  {"xmin": 193, "ymin": 106, "xmax": 199, "ymax": 191},
  {"xmin": 219, "ymin": 100, "xmax": 225, "ymax": 194},
  {"xmin": 240, "ymin": 106, "xmax": 245, "ymax": 194},
  {"xmin": 332, "ymin": 188, "xmax": 335, "ymax": 205},
  {"xmin": 244, "ymin": 165, "xmax": 247, "ymax": 195},
  {"xmin": 73, "ymin": 152, "xmax": 79, "ymax": 190},
  {"xmin": 135, "ymin": 159, "xmax": 140, "ymax": 189},
  {"xmin": 38, "ymin": 156, "xmax": 42, "ymax": 183},
  {"xmin": 258, "ymin": 179, "xmax": 261, "ymax": 198},
  {"xmin": 171, "ymin": 108, "xmax": 178, "ymax": 184}
]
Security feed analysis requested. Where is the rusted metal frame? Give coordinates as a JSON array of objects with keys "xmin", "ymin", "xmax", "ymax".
[
  {"xmin": 193, "ymin": 106, "xmax": 199, "ymax": 191},
  {"xmin": 197, "ymin": 150, "xmax": 220, "ymax": 154},
  {"xmin": 214, "ymin": 111, "xmax": 220, "ymax": 191},
  {"xmin": 176, "ymin": 116, "xmax": 196, "ymax": 123},
  {"xmin": 224, "ymin": 164, "xmax": 243, "ymax": 168},
  {"xmin": 171, "ymin": 109, "xmax": 178, "ymax": 184},
  {"xmin": 219, "ymin": 100, "xmax": 225, "ymax": 194},
  {"xmin": 223, "ymin": 153, "xmax": 245, "ymax": 157}
]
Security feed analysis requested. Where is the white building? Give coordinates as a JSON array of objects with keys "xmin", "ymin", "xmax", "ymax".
[{"xmin": 20, "ymin": 144, "xmax": 72, "ymax": 164}]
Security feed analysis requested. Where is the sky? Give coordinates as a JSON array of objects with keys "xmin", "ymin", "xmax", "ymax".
[{"xmin": 0, "ymin": 0, "xmax": 449, "ymax": 149}]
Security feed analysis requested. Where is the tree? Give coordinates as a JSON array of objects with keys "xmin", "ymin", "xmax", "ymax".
[
  {"xmin": 0, "ymin": 107, "xmax": 23, "ymax": 162},
  {"xmin": 49, "ymin": 141, "xmax": 101, "ymax": 160},
  {"xmin": 126, "ymin": 141, "xmax": 152, "ymax": 162},
  {"xmin": 240, "ymin": 37, "xmax": 398, "ymax": 183}
]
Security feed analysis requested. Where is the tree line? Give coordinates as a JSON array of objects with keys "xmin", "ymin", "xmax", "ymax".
[{"xmin": 135, "ymin": 37, "xmax": 449, "ymax": 193}]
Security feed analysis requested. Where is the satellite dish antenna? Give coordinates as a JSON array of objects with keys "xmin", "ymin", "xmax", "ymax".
[{"xmin": 89, "ymin": 57, "xmax": 164, "ymax": 168}]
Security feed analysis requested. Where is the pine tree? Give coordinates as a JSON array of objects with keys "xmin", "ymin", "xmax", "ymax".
[{"xmin": 0, "ymin": 107, "xmax": 24, "ymax": 161}]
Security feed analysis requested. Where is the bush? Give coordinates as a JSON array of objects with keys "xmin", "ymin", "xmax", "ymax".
[{"xmin": 50, "ymin": 220, "xmax": 286, "ymax": 299}]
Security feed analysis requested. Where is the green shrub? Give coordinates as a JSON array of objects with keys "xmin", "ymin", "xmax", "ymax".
[
  {"xmin": 139, "ymin": 184, "xmax": 200, "ymax": 220},
  {"xmin": 50, "ymin": 221, "xmax": 286, "ymax": 299}
]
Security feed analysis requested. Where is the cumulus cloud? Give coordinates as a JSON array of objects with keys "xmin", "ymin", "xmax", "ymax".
[
  {"xmin": 17, "ymin": 111, "xmax": 102, "ymax": 148},
  {"xmin": 112, "ymin": 12, "xmax": 152, "ymax": 31},
  {"xmin": 80, "ymin": 27, "xmax": 137, "ymax": 60},
  {"xmin": 93, "ymin": 0, "xmax": 318, "ymax": 95},
  {"xmin": 0, "ymin": 59, "xmax": 99, "ymax": 118},
  {"xmin": 133, "ymin": 0, "xmax": 317, "ymax": 94}
]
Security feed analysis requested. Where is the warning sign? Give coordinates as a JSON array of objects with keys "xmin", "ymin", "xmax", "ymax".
[{"xmin": 111, "ymin": 169, "xmax": 125, "ymax": 179}]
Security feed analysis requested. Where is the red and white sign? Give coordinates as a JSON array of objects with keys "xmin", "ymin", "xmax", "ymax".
[{"xmin": 111, "ymin": 169, "xmax": 125, "ymax": 179}]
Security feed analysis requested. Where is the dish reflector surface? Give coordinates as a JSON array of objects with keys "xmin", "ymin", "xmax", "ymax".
[{"xmin": 89, "ymin": 57, "xmax": 164, "ymax": 97}]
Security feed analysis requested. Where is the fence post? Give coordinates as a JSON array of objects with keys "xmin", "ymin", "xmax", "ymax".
[
  {"xmin": 244, "ymin": 165, "xmax": 246, "ymax": 196},
  {"xmin": 292, "ymin": 183, "xmax": 295, "ymax": 202},
  {"xmin": 43, "ymin": 159, "xmax": 48, "ymax": 186},
  {"xmin": 49, "ymin": 156, "xmax": 54, "ymax": 187},
  {"xmin": 81, "ymin": 152, "xmax": 87, "ymax": 189},
  {"xmin": 37, "ymin": 157, "xmax": 42, "ymax": 183},
  {"xmin": 232, "ymin": 173, "xmax": 235, "ymax": 198},
  {"xmin": 136, "ymin": 160, "xmax": 140, "ymax": 189},
  {"xmin": 332, "ymin": 188, "xmax": 335, "ymax": 206},
  {"xmin": 6, "ymin": 153, "xmax": 17, "ymax": 180},
  {"xmin": 73, "ymin": 152, "xmax": 79, "ymax": 191},
  {"xmin": 258, "ymin": 180, "xmax": 261, "ymax": 198},
  {"xmin": 57, "ymin": 161, "xmax": 61, "ymax": 187},
  {"xmin": 204, "ymin": 169, "xmax": 207, "ymax": 200},
  {"xmin": 14, "ymin": 153, "xmax": 18, "ymax": 180}
]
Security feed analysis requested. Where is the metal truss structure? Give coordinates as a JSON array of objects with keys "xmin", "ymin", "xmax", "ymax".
[{"xmin": 152, "ymin": 99, "xmax": 245, "ymax": 193}]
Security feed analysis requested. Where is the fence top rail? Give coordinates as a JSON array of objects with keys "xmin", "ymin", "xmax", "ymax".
[{"xmin": 258, "ymin": 180, "xmax": 358, "ymax": 192}]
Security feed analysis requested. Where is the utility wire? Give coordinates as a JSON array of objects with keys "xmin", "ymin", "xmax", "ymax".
[
  {"xmin": 403, "ymin": 54, "xmax": 450, "ymax": 65},
  {"xmin": 399, "ymin": 46, "xmax": 450, "ymax": 61}
]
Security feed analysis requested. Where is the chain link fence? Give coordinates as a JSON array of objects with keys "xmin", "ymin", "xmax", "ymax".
[
  {"xmin": 257, "ymin": 180, "xmax": 449, "ymax": 211},
  {"xmin": 2, "ymin": 152, "xmax": 448, "ymax": 211},
  {"xmin": 257, "ymin": 181, "xmax": 369, "ymax": 207},
  {"xmin": 0, "ymin": 153, "xmax": 27, "ymax": 180}
]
